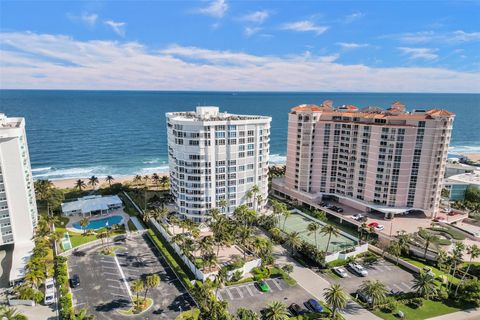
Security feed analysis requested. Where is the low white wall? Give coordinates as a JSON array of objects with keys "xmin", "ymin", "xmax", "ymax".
[
  {"xmin": 8, "ymin": 299, "xmax": 35, "ymax": 306},
  {"xmin": 369, "ymin": 245, "xmax": 421, "ymax": 274}
]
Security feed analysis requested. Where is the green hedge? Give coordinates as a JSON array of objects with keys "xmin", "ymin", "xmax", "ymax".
[
  {"xmin": 429, "ymin": 226, "xmax": 466, "ymax": 240},
  {"xmin": 146, "ymin": 229, "xmax": 195, "ymax": 289},
  {"xmin": 55, "ymin": 256, "xmax": 73, "ymax": 319}
]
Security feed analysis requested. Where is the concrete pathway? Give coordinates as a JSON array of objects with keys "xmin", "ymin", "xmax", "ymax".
[
  {"xmin": 129, "ymin": 216, "xmax": 144, "ymax": 231},
  {"xmin": 427, "ymin": 308, "xmax": 480, "ymax": 320},
  {"xmin": 272, "ymin": 244, "xmax": 381, "ymax": 320}
]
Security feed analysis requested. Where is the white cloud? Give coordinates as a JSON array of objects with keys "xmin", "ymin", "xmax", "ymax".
[
  {"xmin": 104, "ymin": 20, "xmax": 126, "ymax": 36},
  {"xmin": 337, "ymin": 42, "xmax": 369, "ymax": 49},
  {"xmin": 281, "ymin": 20, "xmax": 328, "ymax": 35},
  {"xmin": 195, "ymin": 0, "xmax": 228, "ymax": 18},
  {"xmin": 399, "ymin": 47, "xmax": 439, "ymax": 60},
  {"xmin": 244, "ymin": 27, "xmax": 261, "ymax": 37},
  {"xmin": 344, "ymin": 12, "xmax": 364, "ymax": 23},
  {"xmin": 1, "ymin": 32, "xmax": 479, "ymax": 93},
  {"xmin": 396, "ymin": 30, "xmax": 480, "ymax": 44},
  {"xmin": 67, "ymin": 12, "xmax": 98, "ymax": 27},
  {"xmin": 241, "ymin": 10, "xmax": 269, "ymax": 24}
]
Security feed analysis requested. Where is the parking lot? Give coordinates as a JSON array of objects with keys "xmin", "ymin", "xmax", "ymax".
[
  {"xmin": 68, "ymin": 233, "xmax": 196, "ymax": 319},
  {"xmin": 217, "ymin": 278, "xmax": 315, "ymax": 314},
  {"xmin": 326, "ymin": 259, "xmax": 416, "ymax": 295}
]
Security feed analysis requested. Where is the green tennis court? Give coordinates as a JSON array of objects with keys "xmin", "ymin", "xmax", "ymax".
[
  {"xmin": 61, "ymin": 232, "xmax": 72, "ymax": 250},
  {"xmin": 281, "ymin": 212, "xmax": 357, "ymax": 253}
]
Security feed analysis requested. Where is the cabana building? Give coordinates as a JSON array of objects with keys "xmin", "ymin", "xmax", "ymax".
[{"xmin": 61, "ymin": 195, "xmax": 123, "ymax": 216}]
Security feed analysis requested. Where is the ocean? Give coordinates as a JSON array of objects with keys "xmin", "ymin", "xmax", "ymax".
[{"xmin": 1, "ymin": 90, "xmax": 479, "ymax": 180}]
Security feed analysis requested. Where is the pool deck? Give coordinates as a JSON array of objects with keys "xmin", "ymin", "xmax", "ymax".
[{"xmin": 65, "ymin": 209, "xmax": 131, "ymax": 233}]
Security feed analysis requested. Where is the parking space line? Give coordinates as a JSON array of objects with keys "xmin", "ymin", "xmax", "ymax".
[
  {"xmin": 103, "ymin": 271, "xmax": 119, "ymax": 276},
  {"xmin": 225, "ymin": 288, "xmax": 234, "ymax": 300},
  {"xmin": 71, "ymin": 288, "xmax": 83, "ymax": 293},
  {"xmin": 108, "ymin": 285, "xmax": 123, "ymax": 290},
  {"xmin": 73, "ymin": 302, "xmax": 85, "ymax": 307},
  {"xmin": 245, "ymin": 284, "xmax": 254, "ymax": 296},
  {"xmin": 106, "ymin": 278, "xmax": 120, "ymax": 282},
  {"xmin": 234, "ymin": 287, "xmax": 244, "ymax": 299},
  {"xmin": 217, "ymin": 292, "xmax": 223, "ymax": 300},
  {"xmin": 401, "ymin": 282, "xmax": 411, "ymax": 290},
  {"xmin": 393, "ymin": 284, "xmax": 404, "ymax": 291},
  {"xmin": 384, "ymin": 265, "xmax": 392, "ymax": 271},
  {"xmin": 270, "ymin": 279, "xmax": 283, "ymax": 291}
]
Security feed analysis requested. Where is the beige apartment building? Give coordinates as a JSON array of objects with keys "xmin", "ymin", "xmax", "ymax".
[{"xmin": 273, "ymin": 101, "xmax": 454, "ymax": 218}]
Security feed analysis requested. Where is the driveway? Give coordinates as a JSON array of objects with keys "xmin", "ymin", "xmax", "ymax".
[{"xmin": 218, "ymin": 278, "xmax": 314, "ymax": 314}]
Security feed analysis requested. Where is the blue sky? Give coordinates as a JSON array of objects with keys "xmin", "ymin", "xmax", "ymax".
[{"xmin": 1, "ymin": 0, "xmax": 479, "ymax": 92}]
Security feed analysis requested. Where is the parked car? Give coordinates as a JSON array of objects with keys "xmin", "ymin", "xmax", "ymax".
[
  {"xmin": 352, "ymin": 214, "xmax": 364, "ymax": 221},
  {"xmin": 348, "ymin": 262, "xmax": 368, "ymax": 276},
  {"xmin": 69, "ymin": 274, "xmax": 80, "ymax": 288},
  {"xmin": 332, "ymin": 266, "xmax": 348, "ymax": 278},
  {"xmin": 257, "ymin": 280, "xmax": 270, "ymax": 292},
  {"xmin": 356, "ymin": 289, "xmax": 372, "ymax": 304},
  {"xmin": 288, "ymin": 303, "xmax": 305, "ymax": 316},
  {"xmin": 375, "ymin": 225, "xmax": 385, "ymax": 231},
  {"xmin": 44, "ymin": 293, "xmax": 55, "ymax": 305},
  {"xmin": 334, "ymin": 207, "xmax": 344, "ymax": 213},
  {"xmin": 319, "ymin": 201, "xmax": 327, "ymax": 207},
  {"xmin": 388, "ymin": 289, "xmax": 404, "ymax": 297},
  {"xmin": 44, "ymin": 278, "xmax": 55, "ymax": 292},
  {"xmin": 305, "ymin": 299, "xmax": 323, "ymax": 313},
  {"xmin": 367, "ymin": 222, "xmax": 384, "ymax": 231}
]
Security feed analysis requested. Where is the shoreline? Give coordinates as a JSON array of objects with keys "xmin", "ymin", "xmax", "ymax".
[{"xmin": 49, "ymin": 173, "xmax": 168, "ymax": 189}]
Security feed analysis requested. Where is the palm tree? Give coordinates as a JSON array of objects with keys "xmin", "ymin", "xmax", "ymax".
[
  {"xmin": 143, "ymin": 175, "xmax": 150, "ymax": 188},
  {"xmin": 324, "ymin": 284, "xmax": 348, "ymax": 319},
  {"xmin": 455, "ymin": 244, "xmax": 480, "ymax": 296},
  {"xmin": 151, "ymin": 173, "xmax": 160, "ymax": 189},
  {"xmin": 307, "ymin": 222, "xmax": 320, "ymax": 249},
  {"xmin": 449, "ymin": 242, "xmax": 466, "ymax": 291},
  {"xmin": 236, "ymin": 308, "xmax": 260, "ymax": 320},
  {"xmin": 75, "ymin": 179, "xmax": 86, "ymax": 191},
  {"xmin": 160, "ymin": 175, "xmax": 169, "ymax": 189},
  {"xmin": 321, "ymin": 224, "xmax": 340, "ymax": 254},
  {"xmin": 250, "ymin": 185, "xmax": 260, "ymax": 210},
  {"xmin": 282, "ymin": 210, "xmax": 291, "ymax": 231},
  {"xmin": 218, "ymin": 198, "xmax": 228, "ymax": 213},
  {"xmin": 133, "ymin": 175, "xmax": 142, "ymax": 186},
  {"xmin": 412, "ymin": 272, "xmax": 437, "ymax": 299},
  {"xmin": 396, "ymin": 230, "xmax": 411, "ymax": 255},
  {"xmin": 0, "ymin": 305, "xmax": 28, "ymax": 320},
  {"xmin": 88, "ymin": 176, "xmax": 99, "ymax": 189},
  {"xmin": 105, "ymin": 175, "xmax": 114, "ymax": 187},
  {"xmin": 131, "ymin": 279, "xmax": 144, "ymax": 306},
  {"xmin": 285, "ymin": 231, "xmax": 302, "ymax": 255},
  {"xmin": 420, "ymin": 228, "xmax": 437, "ymax": 259},
  {"xmin": 198, "ymin": 235, "xmax": 214, "ymax": 257},
  {"xmin": 203, "ymin": 252, "xmax": 217, "ymax": 272},
  {"xmin": 215, "ymin": 267, "xmax": 228, "ymax": 296},
  {"xmin": 386, "ymin": 240, "xmax": 402, "ymax": 265},
  {"xmin": 79, "ymin": 217, "xmax": 89, "ymax": 235},
  {"xmin": 143, "ymin": 274, "xmax": 160, "ymax": 301},
  {"xmin": 359, "ymin": 280, "xmax": 388, "ymax": 309},
  {"xmin": 436, "ymin": 249, "xmax": 448, "ymax": 271},
  {"xmin": 263, "ymin": 301, "xmax": 289, "ymax": 320}
]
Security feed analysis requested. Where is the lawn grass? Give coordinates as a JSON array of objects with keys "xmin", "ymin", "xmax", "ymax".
[
  {"xmin": 56, "ymin": 224, "xmax": 126, "ymax": 250},
  {"xmin": 176, "ymin": 308, "xmax": 200, "ymax": 320},
  {"xmin": 402, "ymin": 256, "xmax": 460, "ymax": 284},
  {"xmin": 373, "ymin": 299, "xmax": 462, "ymax": 320}
]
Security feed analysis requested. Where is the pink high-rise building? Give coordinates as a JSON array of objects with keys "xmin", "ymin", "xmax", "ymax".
[{"xmin": 273, "ymin": 101, "xmax": 454, "ymax": 218}]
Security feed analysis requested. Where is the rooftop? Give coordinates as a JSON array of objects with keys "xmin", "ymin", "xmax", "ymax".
[
  {"xmin": 291, "ymin": 101, "xmax": 454, "ymax": 120},
  {"xmin": 446, "ymin": 170, "xmax": 480, "ymax": 186},
  {"xmin": 167, "ymin": 106, "xmax": 271, "ymax": 122},
  {"xmin": 61, "ymin": 195, "xmax": 123, "ymax": 214},
  {"xmin": 0, "ymin": 113, "xmax": 22, "ymax": 129}
]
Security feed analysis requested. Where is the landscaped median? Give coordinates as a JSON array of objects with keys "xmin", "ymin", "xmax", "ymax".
[
  {"xmin": 146, "ymin": 229, "xmax": 196, "ymax": 289},
  {"xmin": 54, "ymin": 255, "xmax": 74, "ymax": 319}
]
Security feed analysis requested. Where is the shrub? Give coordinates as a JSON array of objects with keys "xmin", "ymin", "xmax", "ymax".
[
  {"xmin": 363, "ymin": 254, "xmax": 379, "ymax": 265},
  {"xmin": 327, "ymin": 259, "xmax": 347, "ymax": 268},
  {"xmin": 230, "ymin": 270, "xmax": 242, "ymax": 282},
  {"xmin": 407, "ymin": 298, "xmax": 424, "ymax": 309},
  {"xmin": 380, "ymin": 297, "xmax": 398, "ymax": 313}
]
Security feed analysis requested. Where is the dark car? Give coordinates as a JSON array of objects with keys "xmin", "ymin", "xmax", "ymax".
[
  {"xmin": 305, "ymin": 299, "xmax": 323, "ymax": 313},
  {"xmin": 69, "ymin": 274, "xmax": 80, "ymax": 288},
  {"xmin": 356, "ymin": 289, "xmax": 372, "ymax": 304},
  {"xmin": 319, "ymin": 201, "xmax": 327, "ymax": 207},
  {"xmin": 289, "ymin": 303, "xmax": 304, "ymax": 316}
]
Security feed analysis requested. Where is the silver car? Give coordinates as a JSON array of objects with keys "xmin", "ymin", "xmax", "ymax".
[
  {"xmin": 332, "ymin": 266, "xmax": 348, "ymax": 278},
  {"xmin": 348, "ymin": 262, "xmax": 368, "ymax": 277}
]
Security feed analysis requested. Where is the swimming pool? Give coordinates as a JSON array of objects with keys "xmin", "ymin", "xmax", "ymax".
[{"xmin": 72, "ymin": 215, "xmax": 123, "ymax": 230}]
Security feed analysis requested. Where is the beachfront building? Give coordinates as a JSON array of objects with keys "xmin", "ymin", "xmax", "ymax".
[
  {"xmin": 0, "ymin": 113, "xmax": 38, "ymax": 283},
  {"xmin": 273, "ymin": 101, "xmax": 454, "ymax": 218},
  {"xmin": 444, "ymin": 170, "xmax": 480, "ymax": 201},
  {"xmin": 61, "ymin": 195, "xmax": 123, "ymax": 216},
  {"xmin": 166, "ymin": 107, "xmax": 271, "ymax": 222}
]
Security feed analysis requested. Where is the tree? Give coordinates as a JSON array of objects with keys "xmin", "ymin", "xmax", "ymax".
[
  {"xmin": 436, "ymin": 249, "xmax": 449, "ymax": 271},
  {"xmin": 282, "ymin": 210, "xmax": 291, "ymax": 231},
  {"xmin": 250, "ymin": 185, "xmax": 260, "ymax": 211},
  {"xmin": 386, "ymin": 240, "xmax": 402, "ymax": 265},
  {"xmin": 281, "ymin": 264, "xmax": 293, "ymax": 276},
  {"xmin": 131, "ymin": 279, "xmax": 144, "ymax": 306},
  {"xmin": 75, "ymin": 179, "xmax": 86, "ymax": 191},
  {"xmin": 449, "ymin": 242, "xmax": 466, "ymax": 291},
  {"xmin": 144, "ymin": 274, "xmax": 160, "ymax": 301},
  {"xmin": 88, "ymin": 175, "xmax": 99, "ymax": 189},
  {"xmin": 215, "ymin": 268, "xmax": 229, "ymax": 296},
  {"xmin": 396, "ymin": 230, "xmax": 411, "ymax": 255},
  {"xmin": 412, "ymin": 272, "xmax": 437, "ymax": 299},
  {"xmin": 456, "ymin": 244, "xmax": 480, "ymax": 296},
  {"xmin": 160, "ymin": 175, "xmax": 169, "ymax": 189},
  {"xmin": 133, "ymin": 175, "xmax": 142, "ymax": 186},
  {"xmin": 419, "ymin": 228, "xmax": 437, "ymax": 259},
  {"xmin": 151, "ymin": 173, "xmax": 160, "ymax": 189},
  {"xmin": 105, "ymin": 175, "xmax": 114, "ymax": 187},
  {"xmin": 236, "ymin": 307, "xmax": 259, "ymax": 320},
  {"xmin": 307, "ymin": 222, "xmax": 320, "ymax": 249},
  {"xmin": 321, "ymin": 224, "xmax": 340, "ymax": 254},
  {"xmin": 285, "ymin": 231, "xmax": 302, "ymax": 256},
  {"xmin": 324, "ymin": 284, "xmax": 348, "ymax": 319},
  {"xmin": 457, "ymin": 279, "xmax": 480, "ymax": 306},
  {"xmin": 465, "ymin": 185, "xmax": 480, "ymax": 203},
  {"xmin": 263, "ymin": 301, "xmax": 289, "ymax": 320},
  {"xmin": 218, "ymin": 198, "xmax": 228, "ymax": 213},
  {"xmin": 359, "ymin": 280, "xmax": 388, "ymax": 309},
  {"xmin": 0, "ymin": 305, "xmax": 28, "ymax": 320},
  {"xmin": 79, "ymin": 217, "xmax": 89, "ymax": 235},
  {"xmin": 71, "ymin": 308, "xmax": 95, "ymax": 320}
]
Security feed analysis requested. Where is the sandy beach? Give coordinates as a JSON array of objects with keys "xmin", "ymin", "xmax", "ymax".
[
  {"xmin": 460, "ymin": 153, "xmax": 480, "ymax": 164},
  {"xmin": 50, "ymin": 173, "xmax": 169, "ymax": 189}
]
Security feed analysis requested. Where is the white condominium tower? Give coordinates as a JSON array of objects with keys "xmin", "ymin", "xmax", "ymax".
[
  {"xmin": 0, "ymin": 113, "xmax": 37, "ymax": 246},
  {"xmin": 166, "ymin": 107, "xmax": 271, "ymax": 222}
]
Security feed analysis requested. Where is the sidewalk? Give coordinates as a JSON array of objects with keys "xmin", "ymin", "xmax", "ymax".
[
  {"xmin": 427, "ymin": 308, "xmax": 480, "ymax": 320},
  {"xmin": 129, "ymin": 216, "xmax": 145, "ymax": 231},
  {"xmin": 272, "ymin": 244, "xmax": 381, "ymax": 320}
]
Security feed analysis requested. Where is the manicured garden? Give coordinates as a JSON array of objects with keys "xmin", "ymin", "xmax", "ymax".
[{"xmin": 373, "ymin": 299, "xmax": 462, "ymax": 320}]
